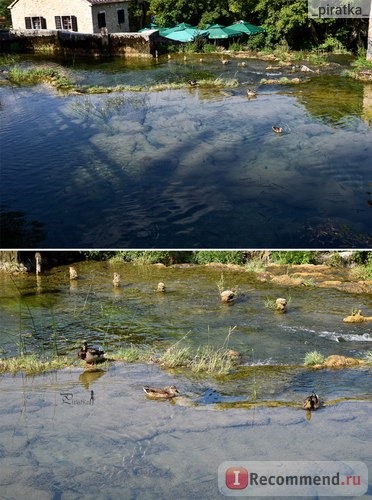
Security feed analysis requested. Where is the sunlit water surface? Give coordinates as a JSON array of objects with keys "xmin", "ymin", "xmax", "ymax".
[
  {"xmin": 1, "ymin": 56, "xmax": 371, "ymax": 248},
  {"xmin": 0, "ymin": 261, "xmax": 371, "ymax": 498}
]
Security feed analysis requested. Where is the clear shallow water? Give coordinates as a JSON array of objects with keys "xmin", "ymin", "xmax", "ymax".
[
  {"xmin": 0, "ymin": 261, "xmax": 371, "ymax": 398},
  {"xmin": 0, "ymin": 364, "xmax": 371, "ymax": 499},
  {"xmin": 0, "ymin": 261, "xmax": 371, "ymax": 498},
  {"xmin": 1, "ymin": 58, "xmax": 371, "ymax": 248}
]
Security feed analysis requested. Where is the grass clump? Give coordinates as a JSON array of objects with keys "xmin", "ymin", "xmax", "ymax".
[
  {"xmin": 8, "ymin": 66, "xmax": 72, "ymax": 90},
  {"xmin": 111, "ymin": 346, "xmax": 155, "ymax": 363},
  {"xmin": 245, "ymin": 259, "xmax": 265, "ymax": 273},
  {"xmin": 304, "ymin": 351, "xmax": 325, "ymax": 366},
  {"xmin": 0, "ymin": 355, "xmax": 73, "ymax": 375},
  {"xmin": 159, "ymin": 344, "xmax": 236, "ymax": 374}
]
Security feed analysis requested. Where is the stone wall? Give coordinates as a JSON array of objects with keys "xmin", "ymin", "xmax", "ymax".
[
  {"xmin": 1, "ymin": 29, "xmax": 160, "ymax": 57},
  {"xmin": 9, "ymin": 0, "xmax": 130, "ymax": 34}
]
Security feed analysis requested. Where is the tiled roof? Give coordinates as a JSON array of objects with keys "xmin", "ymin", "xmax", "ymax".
[{"xmin": 88, "ymin": 0, "xmax": 129, "ymax": 4}]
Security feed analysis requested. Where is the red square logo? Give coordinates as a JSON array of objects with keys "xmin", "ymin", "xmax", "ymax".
[{"xmin": 225, "ymin": 467, "xmax": 249, "ymax": 489}]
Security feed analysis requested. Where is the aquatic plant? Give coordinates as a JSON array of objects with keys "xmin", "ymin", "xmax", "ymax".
[
  {"xmin": 8, "ymin": 66, "xmax": 72, "ymax": 90},
  {"xmin": 0, "ymin": 355, "xmax": 74, "ymax": 375},
  {"xmin": 245, "ymin": 259, "xmax": 265, "ymax": 273},
  {"xmin": 111, "ymin": 345, "xmax": 155, "ymax": 363},
  {"xmin": 304, "ymin": 351, "xmax": 325, "ymax": 366}
]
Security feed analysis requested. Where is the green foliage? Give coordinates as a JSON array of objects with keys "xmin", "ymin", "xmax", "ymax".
[
  {"xmin": 351, "ymin": 252, "xmax": 372, "ymax": 280},
  {"xmin": 0, "ymin": 0, "xmax": 12, "ymax": 26},
  {"xmin": 8, "ymin": 66, "xmax": 72, "ymax": 89},
  {"xmin": 193, "ymin": 251, "xmax": 244, "ymax": 265},
  {"xmin": 304, "ymin": 351, "xmax": 325, "ymax": 366},
  {"xmin": 108, "ymin": 251, "xmax": 192, "ymax": 265},
  {"xmin": 270, "ymin": 251, "xmax": 317, "ymax": 265},
  {"xmin": 318, "ymin": 35, "xmax": 347, "ymax": 53}
]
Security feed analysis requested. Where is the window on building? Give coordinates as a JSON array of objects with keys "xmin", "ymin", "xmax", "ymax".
[
  {"xmin": 25, "ymin": 16, "xmax": 47, "ymax": 29},
  {"xmin": 55, "ymin": 15, "xmax": 78, "ymax": 32},
  {"xmin": 117, "ymin": 9, "xmax": 125, "ymax": 24},
  {"xmin": 97, "ymin": 12, "xmax": 106, "ymax": 29}
]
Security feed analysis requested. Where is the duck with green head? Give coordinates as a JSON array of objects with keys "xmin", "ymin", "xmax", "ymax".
[{"xmin": 78, "ymin": 341, "xmax": 105, "ymax": 365}]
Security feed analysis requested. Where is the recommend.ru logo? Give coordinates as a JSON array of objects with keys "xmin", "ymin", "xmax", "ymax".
[{"xmin": 218, "ymin": 461, "xmax": 368, "ymax": 496}]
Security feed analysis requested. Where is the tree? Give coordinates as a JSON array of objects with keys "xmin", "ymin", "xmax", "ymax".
[{"xmin": 0, "ymin": 0, "xmax": 12, "ymax": 26}]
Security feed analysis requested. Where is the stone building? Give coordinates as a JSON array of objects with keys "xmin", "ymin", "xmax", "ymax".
[{"xmin": 9, "ymin": 0, "xmax": 131, "ymax": 34}]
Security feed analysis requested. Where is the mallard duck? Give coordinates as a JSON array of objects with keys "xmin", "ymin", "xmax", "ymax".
[
  {"xmin": 78, "ymin": 341, "xmax": 105, "ymax": 365},
  {"xmin": 69, "ymin": 266, "xmax": 78, "ymax": 280},
  {"xmin": 246, "ymin": 88, "xmax": 256, "ymax": 97},
  {"xmin": 113, "ymin": 272, "xmax": 121, "ymax": 287},
  {"xmin": 188, "ymin": 80, "xmax": 198, "ymax": 87},
  {"xmin": 272, "ymin": 126, "xmax": 283, "ymax": 134},
  {"xmin": 303, "ymin": 391, "xmax": 320, "ymax": 410},
  {"xmin": 143, "ymin": 385, "xmax": 179, "ymax": 399}
]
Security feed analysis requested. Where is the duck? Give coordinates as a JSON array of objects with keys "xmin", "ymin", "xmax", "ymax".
[
  {"xmin": 143, "ymin": 385, "xmax": 180, "ymax": 399},
  {"xmin": 69, "ymin": 266, "xmax": 78, "ymax": 280},
  {"xmin": 78, "ymin": 341, "xmax": 105, "ymax": 365},
  {"xmin": 272, "ymin": 125, "xmax": 283, "ymax": 134},
  {"xmin": 188, "ymin": 80, "xmax": 198, "ymax": 87},
  {"xmin": 303, "ymin": 391, "xmax": 320, "ymax": 410},
  {"xmin": 112, "ymin": 272, "xmax": 121, "ymax": 287},
  {"xmin": 246, "ymin": 88, "xmax": 256, "ymax": 97}
]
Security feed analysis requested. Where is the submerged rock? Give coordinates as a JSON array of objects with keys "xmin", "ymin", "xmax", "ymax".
[{"xmin": 343, "ymin": 310, "xmax": 372, "ymax": 323}]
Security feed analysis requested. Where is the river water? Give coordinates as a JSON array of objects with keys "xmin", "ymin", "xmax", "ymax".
[{"xmin": 1, "ymin": 55, "xmax": 371, "ymax": 248}]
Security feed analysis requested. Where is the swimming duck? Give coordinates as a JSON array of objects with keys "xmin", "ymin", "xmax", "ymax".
[
  {"xmin": 113, "ymin": 272, "xmax": 121, "ymax": 287},
  {"xmin": 78, "ymin": 341, "xmax": 105, "ymax": 365},
  {"xmin": 188, "ymin": 80, "xmax": 198, "ymax": 87},
  {"xmin": 143, "ymin": 385, "xmax": 180, "ymax": 399},
  {"xmin": 272, "ymin": 126, "xmax": 283, "ymax": 134},
  {"xmin": 69, "ymin": 266, "xmax": 78, "ymax": 280},
  {"xmin": 246, "ymin": 88, "xmax": 256, "ymax": 97},
  {"xmin": 303, "ymin": 391, "xmax": 320, "ymax": 410}
]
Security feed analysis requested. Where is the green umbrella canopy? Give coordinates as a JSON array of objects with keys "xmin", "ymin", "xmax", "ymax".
[
  {"xmin": 163, "ymin": 27, "xmax": 207, "ymax": 42},
  {"xmin": 226, "ymin": 21, "xmax": 265, "ymax": 35},
  {"xmin": 205, "ymin": 24, "xmax": 243, "ymax": 39}
]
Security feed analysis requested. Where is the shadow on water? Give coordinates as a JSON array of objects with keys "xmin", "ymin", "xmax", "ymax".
[
  {"xmin": 0, "ymin": 57, "xmax": 371, "ymax": 248},
  {"xmin": 0, "ymin": 206, "xmax": 46, "ymax": 247}
]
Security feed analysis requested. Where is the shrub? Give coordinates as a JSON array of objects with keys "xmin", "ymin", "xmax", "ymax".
[
  {"xmin": 304, "ymin": 351, "xmax": 325, "ymax": 366},
  {"xmin": 193, "ymin": 251, "xmax": 245, "ymax": 265},
  {"xmin": 270, "ymin": 251, "xmax": 318, "ymax": 265}
]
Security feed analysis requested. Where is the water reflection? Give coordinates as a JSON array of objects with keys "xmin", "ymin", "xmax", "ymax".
[{"xmin": 0, "ymin": 70, "xmax": 371, "ymax": 247}]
